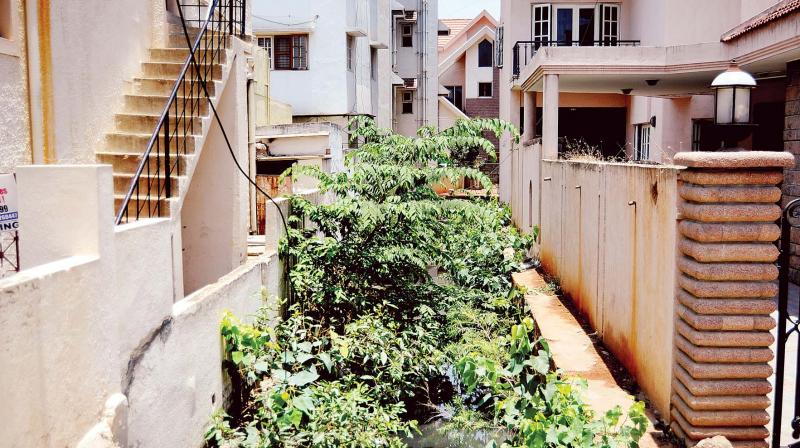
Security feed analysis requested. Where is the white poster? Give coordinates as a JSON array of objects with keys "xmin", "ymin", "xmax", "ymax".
[{"xmin": 0, "ymin": 174, "xmax": 19, "ymax": 231}]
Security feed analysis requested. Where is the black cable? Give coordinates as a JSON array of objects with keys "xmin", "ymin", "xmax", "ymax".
[{"xmin": 176, "ymin": 2, "xmax": 290, "ymax": 241}]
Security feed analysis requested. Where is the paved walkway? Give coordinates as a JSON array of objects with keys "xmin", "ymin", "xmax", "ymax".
[{"xmin": 512, "ymin": 269, "xmax": 672, "ymax": 448}]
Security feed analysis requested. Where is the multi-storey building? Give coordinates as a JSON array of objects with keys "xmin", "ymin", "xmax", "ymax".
[
  {"xmin": 498, "ymin": 0, "xmax": 800, "ymax": 203},
  {"xmin": 391, "ymin": 0, "xmax": 439, "ymax": 136},
  {"xmin": 497, "ymin": 1, "xmax": 800, "ymax": 445},
  {"xmin": 252, "ymin": 0, "xmax": 394, "ymax": 130}
]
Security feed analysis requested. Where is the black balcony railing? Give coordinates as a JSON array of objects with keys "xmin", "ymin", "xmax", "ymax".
[
  {"xmin": 115, "ymin": 0, "xmax": 246, "ymax": 224},
  {"xmin": 512, "ymin": 39, "xmax": 641, "ymax": 79}
]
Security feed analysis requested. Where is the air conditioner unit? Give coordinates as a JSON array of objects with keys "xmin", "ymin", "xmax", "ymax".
[
  {"xmin": 402, "ymin": 10, "xmax": 418, "ymax": 21},
  {"xmin": 403, "ymin": 78, "xmax": 418, "ymax": 89}
]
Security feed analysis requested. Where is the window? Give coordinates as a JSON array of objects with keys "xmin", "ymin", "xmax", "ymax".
[
  {"xmin": 438, "ymin": 29, "xmax": 449, "ymax": 36},
  {"xmin": 274, "ymin": 34, "xmax": 308, "ymax": 70},
  {"xmin": 347, "ymin": 35, "xmax": 355, "ymax": 71},
  {"xmin": 401, "ymin": 91, "xmax": 413, "ymax": 114},
  {"xmin": 401, "ymin": 24, "xmax": 413, "ymax": 47},
  {"xmin": 478, "ymin": 82, "xmax": 493, "ymax": 98},
  {"xmin": 445, "ymin": 86, "xmax": 463, "ymax": 110},
  {"xmin": 370, "ymin": 48, "xmax": 377, "ymax": 80},
  {"xmin": 495, "ymin": 26, "xmax": 504, "ymax": 67},
  {"xmin": 634, "ymin": 124, "xmax": 651, "ymax": 160},
  {"xmin": 600, "ymin": 4, "xmax": 619, "ymax": 44},
  {"xmin": 478, "ymin": 40, "xmax": 493, "ymax": 67},
  {"xmin": 692, "ymin": 120, "xmax": 702, "ymax": 151},
  {"xmin": 531, "ymin": 4, "xmax": 551, "ymax": 48},
  {"xmin": 257, "ymin": 37, "xmax": 273, "ymax": 69},
  {"xmin": 0, "ymin": 0, "xmax": 11, "ymax": 40}
]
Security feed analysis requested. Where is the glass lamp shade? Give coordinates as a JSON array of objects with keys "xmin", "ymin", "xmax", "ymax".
[
  {"xmin": 711, "ymin": 66, "xmax": 756, "ymax": 125},
  {"xmin": 715, "ymin": 87, "xmax": 734, "ymax": 124}
]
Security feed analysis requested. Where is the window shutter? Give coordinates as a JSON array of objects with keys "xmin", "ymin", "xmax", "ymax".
[
  {"xmin": 274, "ymin": 36, "xmax": 292, "ymax": 70},
  {"xmin": 496, "ymin": 26, "xmax": 504, "ymax": 67}
]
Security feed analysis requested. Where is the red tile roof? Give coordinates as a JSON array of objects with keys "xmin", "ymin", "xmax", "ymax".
[
  {"xmin": 438, "ymin": 19, "xmax": 471, "ymax": 50},
  {"xmin": 721, "ymin": 0, "xmax": 800, "ymax": 41}
]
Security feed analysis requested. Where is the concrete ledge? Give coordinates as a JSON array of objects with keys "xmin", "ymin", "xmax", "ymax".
[
  {"xmin": 678, "ymin": 275, "xmax": 778, "ymax": 299},
  {"xmin": 677, "ymin": 290, "xmax": 776, "ymax": 315},
  {"xmin": 676, "ymin": 336, "xmax": 774, "ymax": 364},
  {"xmin": 679, "ymin": 239, "xmax": 779, "ymax": 263},
  {"xmin": 679, "ymin": 170, "xmax": 784, "ymax": 186},
  {"xmin": 673, "ymin": 151, "xmax": 794, "ymax": 169},
  {"xmin": 675, "ymin": 365, "xmax": 772, "ymax": 397},
  {"xmin": 679, "ymin": 184, "xmax": 782, "ymax": 204},
  {"xmin": 678, "ymin": 257, "xmax": 778, "ymax": 282},
  {"xmin": 679, "ymin": 203, "xmax": 782, "ymax": 223},
  {"xmin": 673, "ymin": 380, "xmax": 770, "ymax": 411},
  {"xmin": 677, "ymin": 320, "xmax": 774, "ymax": 348},
  {"xmin": 675, "ymin": 351, "xmax": 773, "ymax": 380},
  {"xmin": 671, "ymin": 410, "xmax": 769, "ymax": 444},
  {"xmin": 679, "ymin": 221, "xmax": 781, "ymax": 244},
  {"xmin": 676, "ymin": 304, "xmax": 775, "ymax": 331},
  {"xmin": 672, "ymin": 394, "xmax": 769, "ymax": 427}
]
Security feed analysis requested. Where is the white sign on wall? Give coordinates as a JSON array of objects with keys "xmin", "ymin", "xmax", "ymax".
[{"xmin": 0, "ymin": 174, "xmax": 19, "ymax": 232}]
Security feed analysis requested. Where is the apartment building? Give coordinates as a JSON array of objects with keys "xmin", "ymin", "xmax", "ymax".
[
  {"xmin": 392, "ymin": 0, "xmax": 439, "ymax": 136},
  {"xmin": 497, "ymin": 1, "xmax": 800, "ymax": 446},
  {"xmin": 438, "ymin": 11, "xmax": 499, "ymax": 130},
  {"xmin": 252, "ymin": 0, "xmax": 394, "ymax": 130},
  {"xmin": 0, "ymin": 1, "xmax": 305, "ymax": 446},
  {"xmin": 498, "ymin": 1, "xmax": 800, "ymax": 196}
]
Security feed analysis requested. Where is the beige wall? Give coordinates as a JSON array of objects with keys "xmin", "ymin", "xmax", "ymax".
[{"xmin": 505, "ymin": 139, "xmax": 680, "ymax": 418}]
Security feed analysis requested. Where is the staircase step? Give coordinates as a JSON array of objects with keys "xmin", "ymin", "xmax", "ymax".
[
  {"xmin": 141, "ymin": 61, "xmax": 223, "ymax": 81},
  {"xmin": 105, "ymin": 132, "xmax": 198, "ymax": 154},
  {"xmin": 132, "ymin": 77, "xmax": 218, "ymax": 97},
  {"xmin": 115, "ymin": 194, "xmax": 173, "ymax": 220},
  {"xmin": 167, "ymin": 32, "xmax": 231, "ymax": 50},
  {"xmin": 115, "ymin": 113, "xmax": 204, "ymax": 135},
  {"xmin": 97, "ymin": 151, "xmax": 190, "ymax": 175},
  {"xmin": 123, "ymin": 94, "xmax": 209, "ymax": 116},
  {"xmin": 114, "ymin": 173, "xmax": 182, "ymax": 195},
  {"xmin": 149, "ymin": 47, "xmax": 227, "ymax": 64}
]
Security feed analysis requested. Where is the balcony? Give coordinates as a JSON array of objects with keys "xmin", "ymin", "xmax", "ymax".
[{"xmin": 512, "ymin": 39, "xmax": 641, "ymax": 79}]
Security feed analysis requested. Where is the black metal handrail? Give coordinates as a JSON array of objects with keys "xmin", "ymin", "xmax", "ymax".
[
  {"xmin": 115, "ymin": 0, "xmax": 246, "ymax": 224},
  {"xmin": 511, "ymin": 39, "xmax": 641, "ymax": 78}
]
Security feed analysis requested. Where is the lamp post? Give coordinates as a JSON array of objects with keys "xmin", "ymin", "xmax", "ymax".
[{"xmin": 711, "ymin": 62, "xmax": 757, "ymax": 125}]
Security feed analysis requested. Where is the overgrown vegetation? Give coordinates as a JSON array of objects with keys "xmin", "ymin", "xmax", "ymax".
[{"xmin": 206, "ymin": 118, "xmax": 646, "ymax": 447}]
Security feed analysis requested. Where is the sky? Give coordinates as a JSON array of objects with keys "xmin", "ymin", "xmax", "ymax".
[{"xmin": 438, "ymin": 0, "xmax": 500, "ymax": 19}]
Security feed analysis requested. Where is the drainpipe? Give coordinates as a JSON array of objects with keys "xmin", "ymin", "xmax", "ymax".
[{"xmin": 247, "ymin": 79, "xmax": 257, "ymax": 233}]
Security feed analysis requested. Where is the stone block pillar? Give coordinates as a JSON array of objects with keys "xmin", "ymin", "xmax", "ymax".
[
  {"xmin": 783, "ymin": 60, "xmax": 800, "ymax": 282},
  {"xmin": 672, "ymin": 151, "xmax": 794, "ymax": 448}
]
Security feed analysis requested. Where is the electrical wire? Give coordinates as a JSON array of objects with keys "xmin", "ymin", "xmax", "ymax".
[
  {"xmin": 251, "ymin": 14, "xmax": 319, "ymax": 27},
  {"xmin": 175, "ymin": 4, "xmax": 290, "ymax": 248}
]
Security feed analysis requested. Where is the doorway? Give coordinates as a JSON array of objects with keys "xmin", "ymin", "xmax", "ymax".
[{"xmin": 554, "ymin": 6, "xmax": 597, "ymax": 46}]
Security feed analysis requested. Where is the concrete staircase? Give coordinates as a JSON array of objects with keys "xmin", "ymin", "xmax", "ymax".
[{"xmin": 98, "ymin": 24, "xmax": 233, "ymax": 222}]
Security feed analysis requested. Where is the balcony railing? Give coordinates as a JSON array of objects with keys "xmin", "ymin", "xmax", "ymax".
[{"xmin": 512, "ymin": 39, "xmax": 641, "ymax": 79}]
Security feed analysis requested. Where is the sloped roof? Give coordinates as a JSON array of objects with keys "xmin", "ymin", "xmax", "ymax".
[
  {"xmin": 721, "ymin": 0, "xmax": 800, "ymax": 41},
  {"xmin": 438, "ymin": 19, "xmax": 471, "ymax": 50}
]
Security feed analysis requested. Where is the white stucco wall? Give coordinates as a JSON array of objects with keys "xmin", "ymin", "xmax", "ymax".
[{"xmin": 465, "ymin": 42, "xmax": 493, "ymax": 99}]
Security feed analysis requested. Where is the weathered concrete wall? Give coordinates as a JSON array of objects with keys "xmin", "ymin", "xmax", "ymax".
[
  {"xmin": 0, "ymin": 163, "xmax": 305, "ymax": 447},
  {"xmin": 538, "ymin": 159, "xmax": 680, "ymax": 418},
  {"xmin": 671, "ymin": 151, "xmax": 793, "ymax": 448}
]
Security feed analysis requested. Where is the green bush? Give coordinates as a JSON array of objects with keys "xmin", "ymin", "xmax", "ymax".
[{"xmin": 205, "ymin": 118, "xmax": 645, "ymax": 448}]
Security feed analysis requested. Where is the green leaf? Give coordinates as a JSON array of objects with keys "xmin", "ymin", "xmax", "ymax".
[
  {"xmin": 231, "ymin": 351, "xmax": 244, "ymax": 365},
  {"xmin": 288, "ymin": 369, "xmax": 319, "ymax": 387}
]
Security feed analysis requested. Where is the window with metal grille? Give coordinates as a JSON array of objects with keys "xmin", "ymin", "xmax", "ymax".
[
  {"xmin": 371, "ymin": 47, "xmax": 377, "ymax": 80},
  {"xmin": 478, "ymin": 82, "xmax": 493, "ymax": 98},
  {"xmin": 347, "ymin": 35, "xmax": 354, "ymax": 71},
  {"xmin": 600, "ymin": 4, "xmax": 619, "ymax": 44},
  {"xmin": 401, "ymin": 24, "xmax": 413, "ymax": 47},
  {"xmin": 478, "ymin": 40, "xmax": 493, "ymax": 67},
  {"xmin": 274, "ymin": 34, "xmax": 308, "ymax": 70},
  {"xmin": 495, "ymin": 26, "xmax": 504, "ymax": 67},
  {"xmin": 532, "ymin": 4, "xmax": 551, "ymax": 48},
  {"xmin": 445, "ymin": 85, "xmax": 462, "ymax": 110},
  {"xmin": 634, "ymin": 124, "xmax": 651, "ymax": 160},
  {"xmin": 402, "ymin": 91, "xmax": 413, "ymax": 114},
  {"xmin": 692, "ymin": 120, "xmax": 701, "ymax": 151},
  {"xmin": 257, "ymin": 37, "xmax": 273, "ymax": 69}
]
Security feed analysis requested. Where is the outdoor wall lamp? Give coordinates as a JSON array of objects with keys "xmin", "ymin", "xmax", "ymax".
[{"xmin": 711, "ymin": 62, "xmax": 756, "ymax": 125}]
